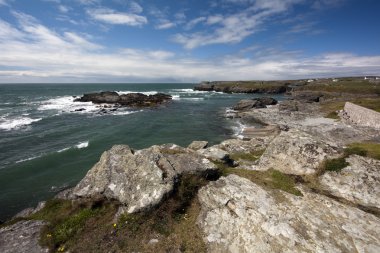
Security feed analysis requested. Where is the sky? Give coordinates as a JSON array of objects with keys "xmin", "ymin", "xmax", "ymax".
[{"xmin": 0, "ymin": 0, "xmax": 379, "ymax": 83}]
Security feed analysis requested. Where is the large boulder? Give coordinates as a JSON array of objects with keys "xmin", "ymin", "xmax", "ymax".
[
  {"xmin": 198, "ymin": 175, "xmax": 380, "ymax": 253},
  {"xmin": 319, "ymin": 155, "xmax": 380, "ymax": 209},
  {"xmin": 0, "ymin": 220, "xmax": 49, "ymax": 253},
  {"xmin": 254, "ymin": 129, "xmax": 340, "ymax": 175},
  {"xmin": 71, "ymin": 144, "xmax": 216, "ymax": 213}
]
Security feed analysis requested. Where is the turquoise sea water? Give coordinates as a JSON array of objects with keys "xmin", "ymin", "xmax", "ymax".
[{"xmin": 0, "ymin": 83, "xmax": 283, "ymax": 221}]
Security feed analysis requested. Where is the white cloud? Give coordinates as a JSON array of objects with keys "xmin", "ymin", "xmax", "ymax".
[
  {"xmin": 87, "ymin": 8, "xmax": 148, "ymax": 26},
  {"xmin": 312, "ymin": 0, "xmax": 345, "ymax": 10},
  {"xmin": 0, "ymin": 0, "xmax": 8, "ymax": 6},
  {"xmin": 155, "ymin": 21, "xmax": 176, "ymax": 30},
  {"xmin": 0, "ymin": 12, "xmax": 379, "ymax": 83},
  {"xmin": 58, "ymin": 5, "xmax": 69, "ymax": 13},
  {"xmin": 129, "ymin": 1, "xmax": 143, "ymax": 14},
  {"xmin": 174, "ymin": 0, "xmax": 304, "ymax": 49},
  {"xmin": 184, "ymin": 17, "xmax": 206, "ymax": 30}
]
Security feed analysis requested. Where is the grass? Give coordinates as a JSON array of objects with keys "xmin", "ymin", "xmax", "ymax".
[
  {"xmin": 323, "ymin": 158, "xmax": 349, "ymax": 172},
  {"xmin": 345, "ymin": 142, "xmax": 380, "ymax": 160},
  {"xmin": 321, "ymin": 142, "xmax": 380, "ymax": 173},
  {"xmin": 229, "ymin": 150, "xmax": 265, "ymax": 162},
  {"xmin": 296, "ymin": 80, "xmax": 380, "ymax": 95},
  {"xmin": 320, "ymin": 97, "xmax": 380, "ymax": 118},
  {"xmin": 220, "ymin": 167, "xmax": 303, "ymax": 196},
  {"xmin": 27, "ymin": 174, "xmax": 210, "ymax": 253}
]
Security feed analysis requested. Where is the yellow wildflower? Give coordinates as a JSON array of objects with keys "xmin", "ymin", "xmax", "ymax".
[{"xmin": 113, "ymin": 223, "xmax": 117, "ymax": 228}]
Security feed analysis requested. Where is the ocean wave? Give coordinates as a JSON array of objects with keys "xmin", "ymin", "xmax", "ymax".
[
  {"xmin": 76, "ymin": 141, "xmax": 89, "ymax": 149},
  {"xmin": 116, "ymin": 91, "xmax": 158, "ymax": 96},
  {"xmin": 181, "ymin": 97, "xmax": 204, "ymax": 101},
  {"xmin": 0, "ymin": 116, "xmax": 42, "ymax": 131},
  {"xmin": 38, "ymin": 96, "xmax": 99, "ymax": 113},
  {"xmin": 15, "ymin": 154, "xmax": 43, "ymax": 164}
]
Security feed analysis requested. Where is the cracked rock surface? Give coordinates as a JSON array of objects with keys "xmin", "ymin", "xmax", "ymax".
[{"xmin": 198, "ymin": 175, "xmax": 380, "ymax": 253}]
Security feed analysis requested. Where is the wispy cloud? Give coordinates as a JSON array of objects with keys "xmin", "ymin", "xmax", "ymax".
[
  {"xmin": 87, "ymin": 8, "xmax": 148, "ymax": 26},
  {"xmin": 173, "ymin": 0, "xmax": 304, "ymax": 49},
  {"xmin": 0, "ymin": 11, "xmax": 379, "ymax": 83},
  {"xmin": 312, "ymin": 0, "xmax": 345, "ymax": 10},
  {"xmin": 0, "ymin": 0, "xmax": 8, "ymax": 6}
]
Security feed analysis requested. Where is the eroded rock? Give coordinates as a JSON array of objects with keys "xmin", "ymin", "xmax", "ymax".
[
  {"xmin": 254, "ymin": 129, "xmax": 340, "ymax": 175},
  {"xmin": 319, "ymin": 155, "xmax": 380, "ymax": 209},
  {"xmin": 233, "ymin": 97, "xmax": 277, "ymax": 111},
  {"xmin": 71, "ymin": 144, "xmax": 216, "ymax": 213},
  {"xmin": 0, "ymin": 220, "xmax": 49, "ymax": 253},
  {"xmin": 198, "ymin": 175, "xmax": 380, "ymax": 253},
  {"xmin": 188, "ymin": 141, "xmax": 209, "ymax": 150}
]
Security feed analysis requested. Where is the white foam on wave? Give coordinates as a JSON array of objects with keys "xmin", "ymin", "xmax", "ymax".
[
  {"xmin": 172, "ymin": 95, "xmax": 181, "ymax": 100},
  {"xmin": 15, "ymin": 154, "xmax": 43, "ymax": 163},
  {"xmin": 76, "ymin": 141, "xmax": 89, "ymax": 149},
  {"xmin": 38, "ymin": 96, "xmax": 99, "ymax": 114},
  {"xmin": 116, "ymin": 91, "xmax": 158, "ymax": 96},
  {"xmin": 111, "ymin": 110, "xmax": 142, "ymax": 116},
  {"xmin": 181, "ymin": 97, "xmax": 204, "ymax": 101},
  {"xmin": 232, "ymin": 120, "xmax": 247, "ymax": 139},
  {"xmin": 0, "ymin": 116, "xmax": 42, "ymax": 131}
]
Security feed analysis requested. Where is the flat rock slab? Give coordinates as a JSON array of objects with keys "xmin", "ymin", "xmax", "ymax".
[
  {"xmin": 188, "ymin": 141, "xmax": 208, "ymax": 150},
  {"xmin": 0, "ymin": 220, "xmax": 49, "ymax": 253},
  {"xmin": 254, "ymin": 129, "xmax": 340, "ymax": 175},
  {"xmin": 198, "ymin": 175, "xmax": 380, "ymax": 253},
  {"xmin": 320, "ymin": 155, "xmax": 380, "ymax": 209},
  {"xmin": 71, "ymin": 144, "xmax": 216, "ymax": 213},
  {"xmin": 214, "ymin": 137, "xmax": 274, "ymax": 153}
]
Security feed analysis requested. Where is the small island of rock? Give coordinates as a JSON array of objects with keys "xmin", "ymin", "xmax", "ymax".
[{"xmin": 75, "ymin": 91, "xmax": 172, "ymax": 107}]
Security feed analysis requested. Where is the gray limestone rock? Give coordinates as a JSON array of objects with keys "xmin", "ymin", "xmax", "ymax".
[
  {"xmin": 197, "ymin": 175, "xmax": 380, "ymax": 253},
  {"xmin": 319, "ymin": 155, "xmax": 380, "ymax": 209},
  {"xmin": 0, "ymin": 220, "xmax": 49, "ymax": 253},
  {"xmin": 188, "ymin": 141, "xmax": 209, "ymax": 150},
  {"xmin": 197, "ymin": 147, "xmax": 230, "ymax": 162},
  {"xmin": 71, "ymin": 144, "xmax": 216, "ymax": 213},
  {"xmin": 254, "ymin": 129, "xmax": 340, "ymax": 175}
]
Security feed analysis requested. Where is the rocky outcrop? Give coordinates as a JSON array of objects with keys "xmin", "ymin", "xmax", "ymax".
[
  {"xmin": 70, "ymin": 144, "xmax": 216, "ymax": 214},
  {"xmin": 0, "ymin": 220, "xmax": 49, "ymax": 253},
  {"xmin": 233, "ymin": 97, "xmax": 277, "ymax": 111},
  {"xmin": 188, "ymin": 141, "xmax": 208, "ymax": 150},
  {"xmin": 341, "ymin": 102, "xmax": 380, "ymax": 129},
  {"xmin": 75, "ymin": 91, "xmax": 172, "ymax": 107},
  {"xmin": 13, "ymin": 201, "xmax": 46, "ymax": 219},
  {"xmin": 253, "ymin": 129, "xmax": 340, "ymax": 175},
  {"xmin": 198, "ymin": 175, "xmax": 380, "ymax": 253},
  {"xmin": 320, "ymin": 155, "xmax": 380, "ymax": 209},
  {"xmin": 197, "ymin": 147, "xmax": 230, "ymax": 163},
  {"xmin": 214, "ymin": 137, "xmax": 274, "ymax": 153},
  {"xmin": 194, "ymin": 81, "xmax": 287, "ymax": 94}
]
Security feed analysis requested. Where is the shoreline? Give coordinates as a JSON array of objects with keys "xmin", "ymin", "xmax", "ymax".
[{"xmin": 1, "ymin": 79, "xmax": 380, "ymax": 252}]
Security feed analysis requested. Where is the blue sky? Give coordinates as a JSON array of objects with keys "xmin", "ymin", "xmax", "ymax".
[{"xmin": 0, "ymin": 0, "xmax": 379, "ymax": 82}]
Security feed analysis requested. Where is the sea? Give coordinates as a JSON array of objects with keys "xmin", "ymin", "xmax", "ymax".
[{"xmin": 0, "ymin": 83, "xmax": 283, "ymax": 221}]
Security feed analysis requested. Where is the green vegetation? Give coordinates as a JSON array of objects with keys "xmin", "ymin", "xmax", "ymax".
[
  {"xmin": 345, "ymin": 142, "xmax": 380, "ymax": 160},
  {"xmin": 325, "ymin": 111, "xmax": 340, "ymax": 119},
  {"xmin": 296, "ymin": 80, "xmax": 380, "ymax": 95},
  {"xmin": 220, "ymin": 167, "xmax": 303, "ymax": 196},
  {"xmin": 321, "ymin": 142, "xmax": 380, "ymax": 174},
  {"xmin": 323, "ymin": 158, "xmax": 349, "ymax": 172},
  {"xmin": 27, "ymin": 175, "xmax": 209, "ymax": 253},
  {"xmin": 229, "ymin": 150, "xmax": 265, "ymax": 162},
  {"xmin": 320, "ymin": 97, "xmax": 380, "ymax": 118},
  {"xmin": 214, "ymin": 81, "xmax": 287, "ymax": 89}
]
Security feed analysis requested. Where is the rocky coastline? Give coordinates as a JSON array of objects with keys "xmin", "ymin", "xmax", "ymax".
[{"xmin": 1, "ymin": 78, "xmax": 380, "ymax": 252}]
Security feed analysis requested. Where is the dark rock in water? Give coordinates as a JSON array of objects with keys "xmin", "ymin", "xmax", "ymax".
[
  {"xmin": 193, "ymin": 82, "xmax": 215, "ymax": 91},
  {"xmin": 75, "ymin": 91, "xmax": 172, "ymax": 107},
  {"xmin": 74, "ymin": 108, "xmax": 86, "ymax": 112},
  {"xmin": 233, "ymin": 97, "xmax": 278, "ymax": 111}
]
